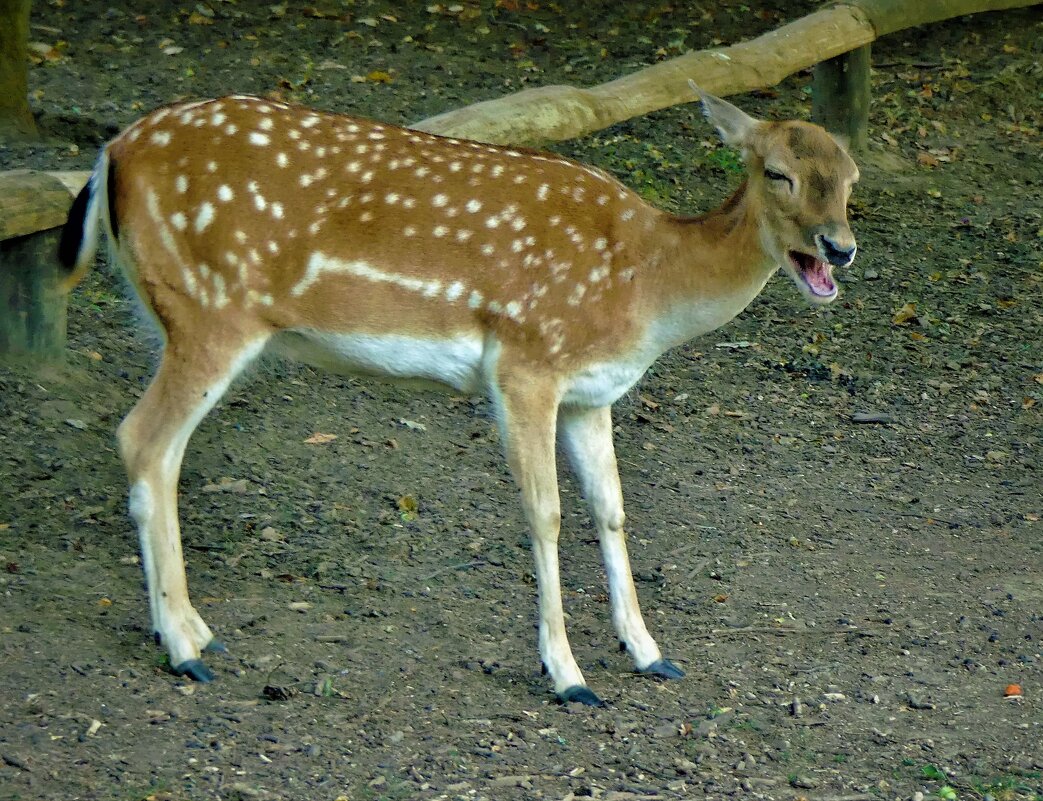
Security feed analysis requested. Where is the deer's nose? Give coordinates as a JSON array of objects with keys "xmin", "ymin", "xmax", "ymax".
[{"xmin": 816, "ymin": 234, "xmax": 856, "ymax": 267}]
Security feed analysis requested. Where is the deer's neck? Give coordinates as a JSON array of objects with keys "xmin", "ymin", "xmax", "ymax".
[{"xmin": 639, "ymin": 181, "xmax": 776, "ymax": 352}]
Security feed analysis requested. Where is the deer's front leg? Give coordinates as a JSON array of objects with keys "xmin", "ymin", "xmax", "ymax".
[
  {"xmin": 560, "ymin": 405, "xmax": 684, "ymax": 681},
  {"xmin": 494, "ymin": 372, "xmax": 602, "ymax": 706}
]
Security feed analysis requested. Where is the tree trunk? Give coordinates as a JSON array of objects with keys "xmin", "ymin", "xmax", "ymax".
[{"xmin": 0, "ymin": 0, "xmax": 38, "ymax": 141}]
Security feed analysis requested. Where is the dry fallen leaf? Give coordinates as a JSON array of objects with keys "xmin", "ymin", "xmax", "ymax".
[
  {"xmin": 398, "ymin": 495, "xmax": 419, "ymax": 521},
  {"xmin": 201, "ymin": 477, "xmax": 251, "ymax": 493},
  {"xmin": 891, "ymin": 302, "xmax": 918, "ymax": 326},
  {"xmin": 916, "ymin": 151, "xmax": 940, "ymax": 168},
  {"xmin": 304, "ymin": 432, "xmax": 338, "ymax": 444},
  {"xmin": 303, "ymin": 6, "xmax": 349, "ymax": 19},
  {"xmin": 27, "ymin": 42, "xmax": 63, "ymax": 62}
]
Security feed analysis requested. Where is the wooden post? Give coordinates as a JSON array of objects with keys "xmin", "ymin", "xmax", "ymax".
[
  {"xmin": 0, "ymin": 170, "xmax": 79, "ymax": 364},
  {"xmin": 812, "ymin": 45, "xmax": 872, "ymax": 152}
]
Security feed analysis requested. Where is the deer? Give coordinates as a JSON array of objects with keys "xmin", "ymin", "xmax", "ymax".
[{"xmin": 58, "ymin": 83, "xmax": 858, "ymax": 706}]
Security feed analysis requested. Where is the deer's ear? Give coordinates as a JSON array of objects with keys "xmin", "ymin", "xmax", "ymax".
[{"xmin": 688, "ymin": 80, "xmax": 760, "ymax": 149}]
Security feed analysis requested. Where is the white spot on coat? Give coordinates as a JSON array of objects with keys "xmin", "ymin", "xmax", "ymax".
[{"xmin": 195, "ymin": 202, "xmax": 215, "ymax": 232}]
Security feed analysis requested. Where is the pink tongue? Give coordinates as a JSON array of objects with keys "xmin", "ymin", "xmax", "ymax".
[{"xmin": 803, "ymin": 259, "xmax": 836, "ymax": 295}]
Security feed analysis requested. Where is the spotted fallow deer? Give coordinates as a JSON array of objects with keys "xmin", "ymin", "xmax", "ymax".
[{"xmin": 59, "ymin": 82, "xmax": 858, "ymax": 705}]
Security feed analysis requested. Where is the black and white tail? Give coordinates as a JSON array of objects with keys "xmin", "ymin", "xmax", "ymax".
[{"xmin": 57, "ymin": 151, "xmax": 111, "ymax": 291}]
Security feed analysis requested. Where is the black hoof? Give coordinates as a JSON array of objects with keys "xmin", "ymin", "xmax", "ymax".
[
  {"xmin": 639, "ymin": 658, "xmax": 686, "ymax": 680},
  {"xmin": 558, "ymin": 686, "xmax": 606, "ymax": 707},
  {"xmin": 204, "ymin": 640, "xmax": 228, "ymax": 654},
  {"xmin": 173, "ymin": 658, "xmax": 215, "ymax": 683}
]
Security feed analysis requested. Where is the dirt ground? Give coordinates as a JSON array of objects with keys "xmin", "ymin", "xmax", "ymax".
[{"xmin": 1, "ymin": 2, "xmax": 1041, "ymax": 800}]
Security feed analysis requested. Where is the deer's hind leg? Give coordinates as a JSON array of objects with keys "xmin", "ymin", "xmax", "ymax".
[{"xmin": 117, "ymin": 332, "xmax": 268, "ymax": 681}]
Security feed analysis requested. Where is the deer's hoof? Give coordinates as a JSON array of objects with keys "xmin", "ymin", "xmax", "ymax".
[
  {"xmin": 639, "ymin": 658, "xmax": 686, "ymax": 680},
  {"xmin": 173, "ymin": 658, "xmax": 215, "ymax": 683},
  {"xmin": 558, "ymin": 685, "xmax": 606, "ymax": 707}
]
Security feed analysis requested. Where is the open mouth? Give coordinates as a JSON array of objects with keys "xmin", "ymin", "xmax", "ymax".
[{"xmin": 789, "ymin": 251, "xmax": 837, "ymax": 298}]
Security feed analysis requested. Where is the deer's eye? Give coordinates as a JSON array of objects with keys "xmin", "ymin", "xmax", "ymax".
[{"xmin": 764, "ymin": 168, "xmax": 793, "ymax": 188}]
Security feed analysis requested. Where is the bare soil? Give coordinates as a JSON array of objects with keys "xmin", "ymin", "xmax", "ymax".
[{"xmin": 1, "ymin": 2, "xmax": 1041, "ymax": 800}]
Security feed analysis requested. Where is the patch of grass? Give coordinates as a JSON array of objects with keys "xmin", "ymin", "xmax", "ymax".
[
  {"xmin": 922, "ymin": 765, "xmax": 949, "ymax": 782},
  {"xmin": 118, "ymin": 780, "xmax": 172, "ymax": 801},
  {"xmin": 911, "ymin": 763, "xmax": 1043, "ymax": 801},
  {"xmin": 971, "ymin": 774, "xmax": 1043, "ymax": 801},
  {"xmin": 81, "ymin": 286, "xmax": 125, "ymax": 313},
  {"xmin": 356, "ymin": 778, "xmax": 417, "ymax": 801},
  {"xmin": 703, "ymin": 145, "xmax": 744, "ymax": 175}
]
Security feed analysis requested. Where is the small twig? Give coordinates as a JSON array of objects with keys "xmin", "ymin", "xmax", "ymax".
[
  {"xmin": 487, "ymin": 10, "xmax": 530, "ymax": 33},
  {"xmin": 894, "ymin": 511, "xmax": 959, "ymax": 526},
  {"xmin": 685, "ymin": 559, "xmax": 710, "ymax": 584},
  {"xmin": 666, "ymin": 539, "xmax": 713, "ymax": 559},
  {"xmin": 707, "ymin": 626, "xmax": 802, "ymax": 636},
  {"xmin": 842, "ymin": 508, "xmax": 959, "ymax": 527},
  {"xmin": 814, "ymin": 795, "xmax": 875, "ymax": 801},
  {"xmin": 702, "ymin": 626, "xmax": 873, "ymax": 637},
  {"xmin": 874, "ymin": 61, "xmax": 944, "ymax": 69},
  {"xmin": 2, "ymin": 753, "xmax": 31, "ymax": 772},
  {"xmin": 421, "ymin": 559, "xmax": 487, "ymax": 582}
]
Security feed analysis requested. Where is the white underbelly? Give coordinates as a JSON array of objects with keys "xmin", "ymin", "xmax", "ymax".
[
  {"xmin": 562, "ymin": 356, "xmax": 653, "ymax": 408},
  {"xmin": 273, "ymin": 329, "xmax": 486, "ymax": 394}
]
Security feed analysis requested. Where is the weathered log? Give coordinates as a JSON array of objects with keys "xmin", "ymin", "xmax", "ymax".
[
  {"xmin": 415, "ymin": 0, "xmax": 1040, "ymax": 145},
  {"xmin": 0, "ymin": 170, "xmax": 80, "ymax": 240},
  {"xmin": 813, "ymin": 45, "xmax": 872, "ymax": 151},
  {"xmin": 0, "ymin": 170, "xmax": 84, "ymax": 363}
]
